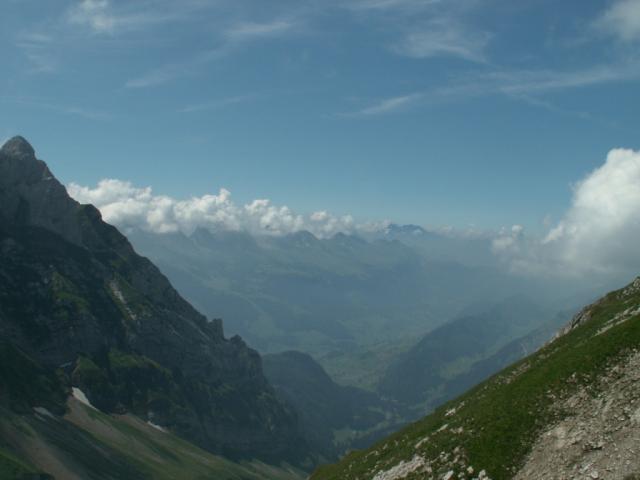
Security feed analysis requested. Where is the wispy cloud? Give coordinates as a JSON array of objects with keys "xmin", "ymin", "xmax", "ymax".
[
  {"xmin": 393, "ymin": 21, "xmax": 491, "ymax": 62},
  {"xmin": 66, "ymin": 0, "xmax": 201, "ymax": 35},
  {"xmin": 0, "ymin": 96, "xmax": 111, "ymax": 120},
  {"xmin": 343, "ymin": 60, "xmax": 640, "ymax": 118},
  {"xmin": 68, "ymin": 0, "xmax": 116, "ymax": 34},
  {"xmin": 349, "ymin": 0, "xmax": 442, "ymax": 11},
  {"xmin": 125, "ymin": 17, "xmax": 298, "ymax": 88},
  {"xmin": 224, "ymin": 20, "xmax": 295, "ymax": 42},
  {"xmin": 432, "ymin": 61, "xmax": 640, "ymax": 101},
  {"xmin": 15, "ymin": 32, "xmax": 57, "ymax": 73},
  {"xmin": 342, "ymin": 93, "xmax": 422, "ymax": 117},
  {"xmin": 180, "ymin": 94, "xmax": 257, "ymax": 113},
  {"xmin": 125, "ymin": 48, "xmax": 230, "ymax": 89}
]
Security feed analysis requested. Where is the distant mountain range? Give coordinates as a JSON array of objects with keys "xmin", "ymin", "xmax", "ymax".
[
  {"xmin": 126, "ymin": 201, "xmax": 601, "ymax": 426},
  {"xmin": 127, "ymin": 221, "xmax": 588, "ymax": 389}
]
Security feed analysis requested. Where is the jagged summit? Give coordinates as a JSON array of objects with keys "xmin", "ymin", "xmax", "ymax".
[
  {"xmin": 0, "ymin": 135, "xmax": 36, "ymax": 158},
  {"xmin": 0, "ymin": 135, "xmax": 83, "ymax": 245}
]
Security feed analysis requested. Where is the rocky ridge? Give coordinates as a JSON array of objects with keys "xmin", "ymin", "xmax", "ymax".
[{"xmin": 0, "ymin": 136, "xmax": 306, "ymax": 463}]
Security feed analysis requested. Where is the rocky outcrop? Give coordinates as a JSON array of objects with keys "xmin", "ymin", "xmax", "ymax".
[
  {"xmin": 514, "ymin": 349, "xmax": 640, "ymax": 480},
  {"xmin": 0, "ymin": 136, "xmax": 84, "ymax": 246},
  {"xmin": 0, "ymin": 137, "xmax": 306, "ymax": 462}
]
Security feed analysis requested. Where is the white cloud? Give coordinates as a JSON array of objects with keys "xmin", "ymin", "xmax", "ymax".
[
  {"xmin": 597, "ymin": 0, "xmax": 640, "ymax": 42},
  {"xmin": 67, "ymin": 179, "xmax": 359, "ymax": 238},
  {"xmin": 68, "ymin": 0, "xmax": 116, "ymax": 33},
  {"xmin": 543, "ymin": 148, "xmax": 640, "ymax": 271},
  {"xmin": 67, "ymin": 0, "xmax": 195, "ymax": 35},
  {"xmin": 496, "ymin": 148, "xmax": 640, "ymax": 277},
  {"xmin": 393, "ymin": 21, "xmax": 490, "ymax": 62},
  {"xmin": 492, "ymin": 225, "xmax": 524, "ymax": 254}
]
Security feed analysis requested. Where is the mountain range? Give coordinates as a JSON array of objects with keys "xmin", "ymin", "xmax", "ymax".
[
  {"xmin": 126, "ymin": 220, "xmax": 591, "ymax": 394},
  {"xmin": 3, "ymin": 136, "xmax": 638, "ymax": 480}
]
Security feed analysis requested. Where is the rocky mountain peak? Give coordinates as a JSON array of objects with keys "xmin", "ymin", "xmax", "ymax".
[
  {"xmin": 0, "ymin": 135, "xmax": 83, "ymax": 245},
  {"xmin": 1, "ymin": 135, "xmax": 36, "ymax": 158}
]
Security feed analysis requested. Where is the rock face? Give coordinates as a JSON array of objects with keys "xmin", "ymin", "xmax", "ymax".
[{"xmin": 0, "ymin": 137, "xmax": 305, "ymax": 462}]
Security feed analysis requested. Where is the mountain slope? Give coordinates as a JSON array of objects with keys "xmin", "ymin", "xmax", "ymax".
[
  {"xmin": 0, "ymin": 341, "xmax": 304, "ymax": 480},
  {"xmin": 0, "ymin": 136, "xmax": 306, "ymax": 464},
  {"xmin": 127, "ymin": 224, "xmax": 572, "ymax": 393},
  {"xmin": 378, "ymin": 296, "xmax": 552, "ymax": 409},
  {"xmin": 311, "ymin": 277, "xmax": 640, "ymax": 480},
  {"xmin": 263, "ymin": 351, "xmax": 407, "ymax": 462}
]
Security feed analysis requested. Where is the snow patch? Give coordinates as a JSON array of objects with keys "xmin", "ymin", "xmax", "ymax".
[
  {"xmin": 72, "ymin": 387, "xmax": 97, "ymax": 410},
  {"xmin": 33, "ymin": 407, "xmax": 55, "ymax": 418},
  {"xmin": 147, "ymin": 421, "xmax": 167, "ymax": 433}
]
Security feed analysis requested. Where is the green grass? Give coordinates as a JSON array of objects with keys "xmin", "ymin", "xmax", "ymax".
[
  {"xmin": 108, "ymin": 350, "xmax": 164, "ymax": 372},
  {"xmin": 0, "ymin": 342, "xmax": 67, "ymax": 414},
  {"xmin": 62, "ymin": 401, "xmax": 303, "ymax": 480},
  {"xmin": 312, "ymin": 279, "xmax": 640, "ymax": 480},
  {"xmin": 0, "ymin": 448, "xmax": 37, "ymax": 479},
  {"xmin": 51, "ymin": 271, "xmax": 90, "ymax": 313}
]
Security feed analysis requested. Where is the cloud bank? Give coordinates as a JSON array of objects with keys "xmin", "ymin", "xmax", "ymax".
[
  {"xmin": 68, "ymin": 147, "xmax": 640, "ymax": 279},
  {"xmin": 67, "ymin": 179, "xmax": 357, "ymax": 238},
  {"xmin": 495, "ymin": 148, "xmax": 640, "ymax": 277},
  {"xmin": 597, "ymin": 0, "xmax": 640, "ymax": 42}
]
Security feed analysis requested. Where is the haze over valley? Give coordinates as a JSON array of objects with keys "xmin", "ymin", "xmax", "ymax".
[{"xmin": 2, "ymin": 0, "xmax": 640, "ymax": 479}]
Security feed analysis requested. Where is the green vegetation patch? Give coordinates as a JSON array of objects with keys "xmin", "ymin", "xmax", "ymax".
[
  {"xmin": 0, "ymin": 342, "xmax": 67, "ymax": 414},
  {"xmin": 0, "ymin": 448, "xmax": 37, "ymax": 479},
  {"xmin": 51, "ymin": 271, "xmax": 90, "ymax": 313}
]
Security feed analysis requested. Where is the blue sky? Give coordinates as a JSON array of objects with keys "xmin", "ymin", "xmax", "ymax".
[{"xmin": 2, "ymin": 0, "xmax": 640, "ymax": 231}]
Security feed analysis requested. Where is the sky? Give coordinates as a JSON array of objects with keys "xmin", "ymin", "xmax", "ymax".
[{"xmin": 2, "ymin": 0, "xmax": 640, "ymax": 240}]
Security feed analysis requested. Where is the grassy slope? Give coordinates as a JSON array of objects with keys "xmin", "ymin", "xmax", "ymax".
[
  {"xmin": 0, "ymin": 398, "xmax": 304, "ymax": 480},
  {"xmin": 0, "ymin": 447, "xmax": 38, "ymax": 479},
  {"xmin": 0, "ymin": 340, "xmax": 303, "ymax": 480},
  {"xmin": 312, "ymin": 278, "xmax": 640, "ymax": 480}
]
